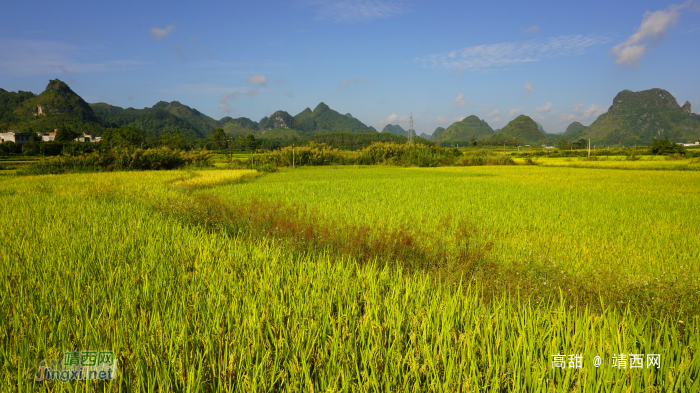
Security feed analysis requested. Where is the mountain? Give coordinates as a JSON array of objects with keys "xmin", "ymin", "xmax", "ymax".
[
  {"xmin": 311, "ymin": 102, "xmax": 373, "ymax": 133},
  {"xmin": 436, "ymin": 115, "xmax": 494, "ymax": 143},
  {"xmin": 293, "ymin": 108, "xmax": 316, "ymax": 133},
  {"xmin": 562, "ymin": 121, "xmax": 587, "ymax": 140},
  {"xmin": 419, "ymin": 132, "xmax": 430, "ymax": 139},
  {"xmin": 583, "ymin": 88, "xmax": 700, "ymax": 145},
  {"xmin": 494, "ymin": 115, "xmax": 546, "ymax": 143},
  {"xmin": 0, "ymin": 89, "xmax": 35, "ymax": 128},
  {"xmin": 261, "ymin": 110, "xmax": 298, "ymax": 132},
  {"xmin": 431, "ymin": 127, "xmax": 446, "ymax": 141},
  {"xmin": 536, "ymin": 122, "xmax": 546, "ymax": 134},
  {"xmin": 219, "ymin": 116, "xmax": 258, "ymax": 137},
  {"xmin": 381, "ymin": 124, "xmax": 406, "ymax": 136},
  {"xmin": 6, "ymin": 79, "xmax": 104, "ymax": 134},
  {"xmin": 151, "ymin": 101, "xmax": 219, "ymax": 137},
  {"xmin": 91, "ymin": 103, "xmax": 204, "ymax": 139}
]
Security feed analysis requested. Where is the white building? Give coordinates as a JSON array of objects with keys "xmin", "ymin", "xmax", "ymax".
[
  {"xmin": 0, "ymin": 131, "xmax": 32, "ymax": 144},
  {"xmin": 677, "ymin": 141, "xmax": 700, "ymax": 147}
]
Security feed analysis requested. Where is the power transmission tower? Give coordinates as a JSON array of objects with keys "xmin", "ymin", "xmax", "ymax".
[{"xmin": 407, "ymin": 112, "xmax": 415, "ymax": 143}]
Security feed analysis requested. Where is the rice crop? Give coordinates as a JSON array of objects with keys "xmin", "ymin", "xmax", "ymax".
[{"xmin": 1, "ymin": 166, "xmax": 699, "ymax": 391}]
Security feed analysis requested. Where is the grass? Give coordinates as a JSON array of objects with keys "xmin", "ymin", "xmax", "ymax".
[{"xmin": 1, "ymin": 165, "xmax": 699, "ymax": 391}]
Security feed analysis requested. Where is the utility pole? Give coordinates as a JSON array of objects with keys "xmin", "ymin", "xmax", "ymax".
[
  {"xmin": 504, "ymin": 141, "xmax": 506, "ymax": 155},
  {"xmin": 292, "ymin": 144, "xmax": 295, "ymax": 168},
  {"xmin": 229, "ymin": 135, "xmax": 232, "ymax": 168}
]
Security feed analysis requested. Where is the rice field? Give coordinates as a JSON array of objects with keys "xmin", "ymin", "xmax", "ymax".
[{"xmin": 1, "ymin": 163, "xmax": 699, "ymax": 391}]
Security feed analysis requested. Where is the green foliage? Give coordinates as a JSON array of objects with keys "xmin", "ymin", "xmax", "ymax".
[
  {"xmin": 261, "ymin": 142, "xmax": 461, "ymax": 167},
  {"xmin": 306, "ymin": 131, "xmax": 408, "ymax": 149},
  {"xmin": 651, "ymin": 137, "xmax": 687, "ymax": 155},
  {"xmin": 457, "ymin": 152, "xmax": 516, "ymax": 166}
]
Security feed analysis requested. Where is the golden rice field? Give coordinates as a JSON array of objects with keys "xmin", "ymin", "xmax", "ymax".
[{"xmin": 1, "ymin": 163, "xmax": 698, "ymax": 392}]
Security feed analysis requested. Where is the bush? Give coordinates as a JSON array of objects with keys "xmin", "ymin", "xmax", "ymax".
[{"xmin": 18, "ymin": 147, "xmax": 212, "ymax": 175}]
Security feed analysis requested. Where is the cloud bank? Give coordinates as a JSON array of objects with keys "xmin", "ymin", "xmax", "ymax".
[{"xmin": 416, "ymin": 34, "xmax": 613, "ymax": 71}]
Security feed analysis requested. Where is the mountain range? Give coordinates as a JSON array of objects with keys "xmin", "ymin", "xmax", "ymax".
[{"xmin": 1, "ymin": 80, "xmax": 699, "ymax": 146}]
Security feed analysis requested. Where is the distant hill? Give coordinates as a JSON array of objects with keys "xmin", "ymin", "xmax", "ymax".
[
  {"xmin": 493, "ymin": 115, "xmax": 546, "ymax": 143},
  {"xmin": 581, "ymin": 88, "xmax": 700, "ymax": 145},
  {"xmin": 431, "ymin": 127, "xmax": 446, "ymax": 141},
  {"xmin": 0, "ymin": 89, "xmax": 35, "ymax": 128},
  {"xmin": 436, "ymin": 115, "xmax": 494, "ymax": 143},
  {"xmin": 311, "ymin": 102, "xmax": 373, "ymax": 134},
  {"xmin": 562, "ymin": 121, "xmax": 587, "ymax": 140},
  {"xmin": 261, "ymin": 111, "xmax": 298, "ymax": 133},
  {"xmin": 91, "ymin": 103, "xmax": 205, "ymax": 139},
  {"xmin": 293, "ymin": 108, "xmax": 316, "ymax": 133},
  {"xmin": 536, "ymin": 122, "xmax": 546, "ymax": 134},
  {"xmin": 5, "ymin": 79, "xmax": 104, "ymax": 134},
  {"xmin": 381, "ymin": 124, "xmax": 406, "ymax": 136}
]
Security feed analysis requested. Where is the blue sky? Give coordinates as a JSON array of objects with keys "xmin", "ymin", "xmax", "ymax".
[{"xmin": 1, "ymin": 0, "xmax": 699, "ymax": 135}]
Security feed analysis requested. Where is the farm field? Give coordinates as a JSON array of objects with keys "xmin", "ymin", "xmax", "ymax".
[
  {"xmin": 1, "ymin": 165, "xmax": 699, "ymax": 391},
  {"xmin": 515, "ymin": 156, "xmax": 700, "ymax": 170}
]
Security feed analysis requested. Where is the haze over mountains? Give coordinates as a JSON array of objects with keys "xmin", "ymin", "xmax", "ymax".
[{"xmin": 1, "ymin": 80, "xmax": 699, "ymax": 146}]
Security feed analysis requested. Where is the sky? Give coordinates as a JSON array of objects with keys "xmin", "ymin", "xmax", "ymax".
[{"xmin": 1, "ymin": 0, "xmax": 699, "ymax": 135}]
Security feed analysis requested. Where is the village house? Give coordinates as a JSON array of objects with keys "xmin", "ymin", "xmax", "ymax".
[
  {"xmin": 677, "ymin": 141, "xmax": 700, "ymax": 147},
  {"xmin": 0, "ymin": 131, "xmax": 32, "ymax": 144}
]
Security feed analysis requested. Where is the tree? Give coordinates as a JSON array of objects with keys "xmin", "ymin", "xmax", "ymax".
[
  {"xmin": 245, "ymin": 133, "xmax": 260, "ymax": 152},
  {"xmin": 211, "ymin": 128, "xmax": 228, "ymax": 150},
  {"xmin": 651, "ymin": 137, "xmax": 686, "ymax": 155},
  {"xmin": 54, "ymin": 124, "xmax": 81, "ymax": 142}
]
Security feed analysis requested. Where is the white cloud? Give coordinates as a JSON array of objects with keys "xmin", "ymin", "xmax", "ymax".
[
  {"xmin": 523, "ymin": 25, "xmax": 541, "ymax": 34},
  {"xmin": 305, "ymin": 0, "xmax": 406, "ymax": 23},
  {"xmin": 421, "ymin": 109, "xmax": 430, "ymax": 115},
  {"xmin": 453, "ymin": 93, "xmax": 466, "ymax": 105},
  {"xmin": 150, "ymin": 25, "xmax": 175, "ymax": 40},
  {"xmin": 559, "ymin": 103, "xmax": 606, "ymax": 123},
  {"xmin": 508, "ymin": 107, "xmax": 523, "ymax": 117},
  {"xmin": 338, "ymin": 76, "xmax": 373, "ymax": 89},
  {"xmin": 246, "ymin": 73, "xmax": 268, "ymax": 87},
  {"xmin": 611, "ymin": 3, "xmax": 688, "ymax": 66},
  {"xmin": 487, "ymin": 110, "xmax": 500, "ymax": 118},
  {"xmin": 416, "ymin": 34, "xmax": 614, "ymax": 71},
  {"xmin": 536, "ymin": 102, "xmax": 552, "ymax": 112},
  {"xmin": 492, "ymin": 117, "xmax": 500, "ymax": 123},
  {"xmin": 219, "ymin": 88, "xmax": 260, "ymax": 113},
  {"xmin": 524, "ymin": 83, "xmax": 534, "ymax": 92},
  {"xmin": 0, "ymin": 39, "xmax": 140, "ymax": 76},
  {"xmin": 433, "ymin": 116, "xmax": 465, "ymax": 125},
  {"xmin": 374, "ymin": 113, "xmax": 399, "ymax": 129}
]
